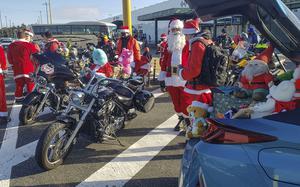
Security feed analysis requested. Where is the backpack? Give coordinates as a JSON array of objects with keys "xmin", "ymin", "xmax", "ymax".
[{"xmin": 188, "ymin": 38, "xmax": 229, "ymax": 87}]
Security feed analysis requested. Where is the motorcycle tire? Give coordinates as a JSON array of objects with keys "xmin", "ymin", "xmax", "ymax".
[
  {"xmin": 35, "ymin": 122, "xmax": 74, "ymax": 170},
  {"xmin": 19, "ymin": 103, "xmax": 39, "ymax": 125}
]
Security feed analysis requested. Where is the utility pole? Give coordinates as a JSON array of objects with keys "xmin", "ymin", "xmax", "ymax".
[
  {"xmin": 5, "ymin": 16, "xmax": 7, "ymax": 28},
  {"xmin": 9, "ymin": 19, "xmax": 11, "ymax": 28},
  {"xmin": 0, "ymin": 10, "xmax": 2, "ymax": 29},
  {"xmin": 48, "ymin": 0, "xmax": 53, "ymax": 24},
  {"xmin": 43, "ymin": 1, "xmax": 49, "ymax": 24},
  {"xmin": 122, "ymin": 0, "xmax": 132, "ymax": 35},
  {"xmin": 40, "ymin": 10, "xmax": 43, "ymax": 24}
]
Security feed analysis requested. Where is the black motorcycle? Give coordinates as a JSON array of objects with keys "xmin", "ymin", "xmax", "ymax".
[
  {"xmin": 19, "ymin": 53, "xmax": 83, "ymax": 125},
  {"xmin": 35, "ymin": 71, "xmax": 155, "ymax": 170}
]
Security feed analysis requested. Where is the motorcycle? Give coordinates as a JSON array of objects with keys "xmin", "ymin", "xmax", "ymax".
[
  {"xmin": 35, "ymin": 70, "xmax": 155, "ymax": 170},
  {"xmin": 19, "ymin": 53, "xmax": 83, "ymax": 125}
]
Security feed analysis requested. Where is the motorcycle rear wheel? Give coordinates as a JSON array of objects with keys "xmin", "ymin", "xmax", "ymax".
[{"xmin": 35, "ymin": 122, "xmax": 74, "ymax": 170}]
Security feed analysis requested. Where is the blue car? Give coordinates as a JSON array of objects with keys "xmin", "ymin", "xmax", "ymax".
[
  {"xmin": 180, "ymin": 0, "xmax": 300, "ymax": 186},
  {"xmin": 180, "ymin": 109, "xmax": 300, "ymax": 187}
]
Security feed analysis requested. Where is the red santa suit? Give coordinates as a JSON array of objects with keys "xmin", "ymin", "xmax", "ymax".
[
  {"xmin": 240, "ymin": 73, "xmax": 273, "ymax": 90},
  {"xmin": 158, "ymin": 33, "xmax": 168, "ymax": 67},
  {"xmin": 7, "ymin": 39, "xmax": 39, "ymax": 100},
  {"xmin": 0, "ymin": 45, "xmax": 8, "ymax": 117},
  {"xmin": 179, "ymin": 19, "xmax": 213, "ymax": 116},
  {"xmin": 90, "ymin": 63, "xmax": 113, "ymax": 78},
  {"xmin": 159, "ymin": 19, "xmax": 189, "ymax": 117},
  {"xmin": 292, "ymin": 66, "xmax": 300, "ymax": 107},
  {"xmin": 44, "ymin": 38, "xmax": 60, "ymax": 53}
]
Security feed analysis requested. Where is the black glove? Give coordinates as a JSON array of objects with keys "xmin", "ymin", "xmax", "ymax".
[{"xmin": 160, "ymin": 81, "xmax": 166, "ymax": 92}]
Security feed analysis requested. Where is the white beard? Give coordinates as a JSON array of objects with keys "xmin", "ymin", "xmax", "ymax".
[
  {"xmin": 242, "ymin": 60, "xmax": 269, "ymax": 81},
  {"xmin": 242, "ymin": 66, "xmax": 255, "ymax": 81},
  {"xmin": 168, "ymin": 33, "xmax": 186, "ymax": 66},
  {"xmin": 167, "ymin": 33, "xmax": 186, "ymax": 52}
]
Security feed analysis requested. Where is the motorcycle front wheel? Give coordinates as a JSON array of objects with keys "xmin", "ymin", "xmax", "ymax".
[
  {"xmin": 19, "ymin": 102, "xmax": 40, "ymax": 125},
  {"xmin": 35, "ymin": 122, "xmax": 74, "ymax": 170}
]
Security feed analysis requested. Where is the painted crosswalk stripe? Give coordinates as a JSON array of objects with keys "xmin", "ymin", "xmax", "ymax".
[{"xmin": 77, "ymin": 114, "xmax": 179, "ymax": 187}]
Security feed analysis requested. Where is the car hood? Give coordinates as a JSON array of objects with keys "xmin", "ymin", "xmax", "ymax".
[{"xmin": 185, "ymin": 0, "xmax": 300, "ymax": 64}]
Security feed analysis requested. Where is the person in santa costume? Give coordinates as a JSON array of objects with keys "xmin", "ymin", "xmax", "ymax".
[
  {"xmin": 134, "ymin": 47, "xmax": 152, "ymax": 77},
  {"xmin": 43, "ymin": 31, "xmax": 61, "ymax": 53},
  {"xmin": 158, "ymin": 19, "xmax": 189, "ymax": 131},
  {"xmin": 157, "ymin": 33, "xmax": 168, "ymax": 91},
  {"xmin": 235, "ymin": 46, "xmax": 274, "ymax": 102},
  {"xmin": 178, "ymin": 19, "xmax": 214, "ymax": 117},
  {"xmin": 116, "ymin": 26, "xmax": 141, "ymax": 73},
  {"xmin": 0, "ymin": 45, "xmax": 8, "ymax": 122},
  {"xmin": 90, "ymin": 48, "xmax": 113, "ymax": 78},
  {"xmin": 7, "ymin": 29, "xmax": 39, "ymax": 102}
]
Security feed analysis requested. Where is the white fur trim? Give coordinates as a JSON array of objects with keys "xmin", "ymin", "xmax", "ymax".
[
  {"xmin": 158, "ymin": 71, "xmax": 167, "ymax": 81},
  {"xmin": 25, "ymin": 31, "xmax": 34, "ymax": 37},
  {"xmin": 119, "ymin": 29, "xmax": 129, "ymax": 33},
  {"xmin": 182, "ymin": 28, "xmax": 199, "ymax": 35},
  {"xmin": 178, "ymin": 69, "xmax": 184, "ymax": 81},
  {"xmin": 183, "ymin": 88, "xmax": 211, "ymax": 95},
  {"xmin": 294, "ymin": 93, "xmax": 300, "ymax": 97},
  {"xmin": 270, "ymin": 81, "xmax": 295, "ymax": 102},
  {"xmin": 165, "ymin": 76, "xmax": 186, "ymax": 87},
  {"xmin": 0, "ymin": 69, "xmax": 3, "ymax": 74},
  {"xmin": 14, "ymin": 74, "xmax": 30, "ymax": 80},
  {"xmin": 95, "ymin": 72, "xmax": 106, "ymax": 77},
  {"xmin": 169, "ymin": 19, "xmax": 184, "ymax": 29},
  {"xmin": 0, "ymin": 112, "xmax": 8, "ymax": 117},
  {"xmin": 171, "ymin": 49, "xmax": 182, "ymax": 66}
]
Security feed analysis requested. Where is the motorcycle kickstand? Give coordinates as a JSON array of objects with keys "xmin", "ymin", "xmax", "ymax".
[{"xmin": 112, "ymin": 133, "xmax": 125, "ymax": 147}]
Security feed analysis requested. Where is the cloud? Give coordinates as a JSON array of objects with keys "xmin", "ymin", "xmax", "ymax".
[{"xmin": 54, "ymin": 6, "xmax": 101, "ymax": 21}]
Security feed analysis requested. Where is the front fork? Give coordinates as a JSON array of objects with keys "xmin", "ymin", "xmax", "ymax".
[
  {"xmin": 31, "ymin": 90, "xmax": 50, "ymax": 120},
  {"xmin": 62, "ymin": 98, "xmax": 96, "ymax": 152}
]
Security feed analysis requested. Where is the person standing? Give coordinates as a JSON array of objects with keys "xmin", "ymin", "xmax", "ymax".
[
  {"xmin": 179, "ymin": 19, "xmax": 214, "ymax": 115},
  {"xmin": 158, "ymin": 19, "xmax": 189, "ymax": 131},
  {"xmin": 7, "ymin": 29, "xmax": 39, "ymax": 102},
  {"xmin": 43, "ymin": 31, "xmax": 60, "ymax": 53},
  {"xmin": 0, "ymin": 45, "xmax": 8, "ymax": 122},
  {"xmin": 116, "ymin": 26, "xmax": 141, "ymax": 71}
]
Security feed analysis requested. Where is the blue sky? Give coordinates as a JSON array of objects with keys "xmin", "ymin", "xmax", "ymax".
[{"xmin": 0, "ymin": 0, "xmax": 166, "ymax": 26}]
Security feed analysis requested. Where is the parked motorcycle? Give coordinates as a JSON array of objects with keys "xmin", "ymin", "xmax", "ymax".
[
  {"xmin": 35, "ymin": 70, "xmax": 155, "ymax": 170},
  {"xmin": 19, "ymin": 53, "xmax": 83, "ymax": 125}
]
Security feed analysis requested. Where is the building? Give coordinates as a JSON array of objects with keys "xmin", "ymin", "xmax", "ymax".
[{"xmin": 101, "ymin": 0, "xmax": 300, "ymax": 44}]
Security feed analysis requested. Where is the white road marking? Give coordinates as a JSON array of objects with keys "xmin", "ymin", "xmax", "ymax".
[
  {"xmin": 78, "ymin": 114, "xmax": 179, "ymax": 187},
  {"xmin": 0, "ymin": 88, "xmax": 166, "ymax": 186}
]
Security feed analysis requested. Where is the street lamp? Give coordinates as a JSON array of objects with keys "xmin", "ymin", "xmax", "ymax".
[{"xmin": 43, "ymin": 1, "xmax": 49, "ymax": 24}]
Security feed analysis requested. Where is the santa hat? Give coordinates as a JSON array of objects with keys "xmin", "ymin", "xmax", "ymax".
[
  {"xmin": 92, "ymin": 48, "xmax": 108, "ymax": 66},
  {"xmin": 255, "ymin": 44, "xmax": 274, "ymax": 63},
  {"xmin": 118, "ymin": 26, "xmax": 130, "ymax": 33},
  {"xmin": 191, "ymin": 101, "xmax": 213, "ymax": 113},
  {"xmin": 169, "ymin": 19, "xmax": 184, "ymax": 30},
  {"xmin": 183, "ymin": 19, "xmax": 200, "ymax": 35},
  {"xmin": 24, "ymin": 29, "xmax": 34, "ymax": 37},
  {"xmin": 160, "ymin": 33, "xmax": 167, "ymax": 39}
]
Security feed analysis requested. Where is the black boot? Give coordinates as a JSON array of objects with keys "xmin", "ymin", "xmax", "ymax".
[{"xmin": 174, "ymin": 116, "xmax": 184, "ymax": 131}]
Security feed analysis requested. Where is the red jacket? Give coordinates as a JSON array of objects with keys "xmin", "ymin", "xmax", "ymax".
[
  {"xmin": 158, "ymin": 41, "xmax": 167, "ymax": 67},
  {"xmin": 90, "ymin": 63, "xmax": 113, "ymax": 78},
  {"xmin": 116, "ymin": 36, "xmax": 141, "ymax": 63},
  {"xmin": 179, "ymin": 39, "xmax": 212, "ymax": 94},
  {"xmin": 0, "ymin": 45, "xmax": 7, "ymax": 75},
  {"xmin": 7, "ymin": 39, "xmax": 39, "ymax": 79},
  {"xmin": 240, "ymin": 73, "xmax": 273, "ymax": 90},
  {"xmin": 159, "ymin": 42, "xmax": 189, "ymax": 87}
]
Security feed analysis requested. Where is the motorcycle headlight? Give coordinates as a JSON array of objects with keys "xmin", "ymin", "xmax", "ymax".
[
  {"xmin": 37, "ymin": 76, "xmax": 47, "ymax": 87},
  {"xmin": 70, "ymin": 91, "xmax": 85, "ymax": 105}
]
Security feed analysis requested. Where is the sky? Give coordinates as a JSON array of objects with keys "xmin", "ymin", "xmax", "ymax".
[{"xmin": 0, "ymin": 0, "xmax": 167, "ymax": 27}]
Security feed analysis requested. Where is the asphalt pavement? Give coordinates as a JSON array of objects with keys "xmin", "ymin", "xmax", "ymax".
[{"xmin": 0, "ymin": 68, "xmax": 186, "ymax": 187}]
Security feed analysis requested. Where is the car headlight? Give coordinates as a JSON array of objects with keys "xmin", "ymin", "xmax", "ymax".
[{"xmin": 70, "ymin": 91, "xmax": 85, "ymax": 105}]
